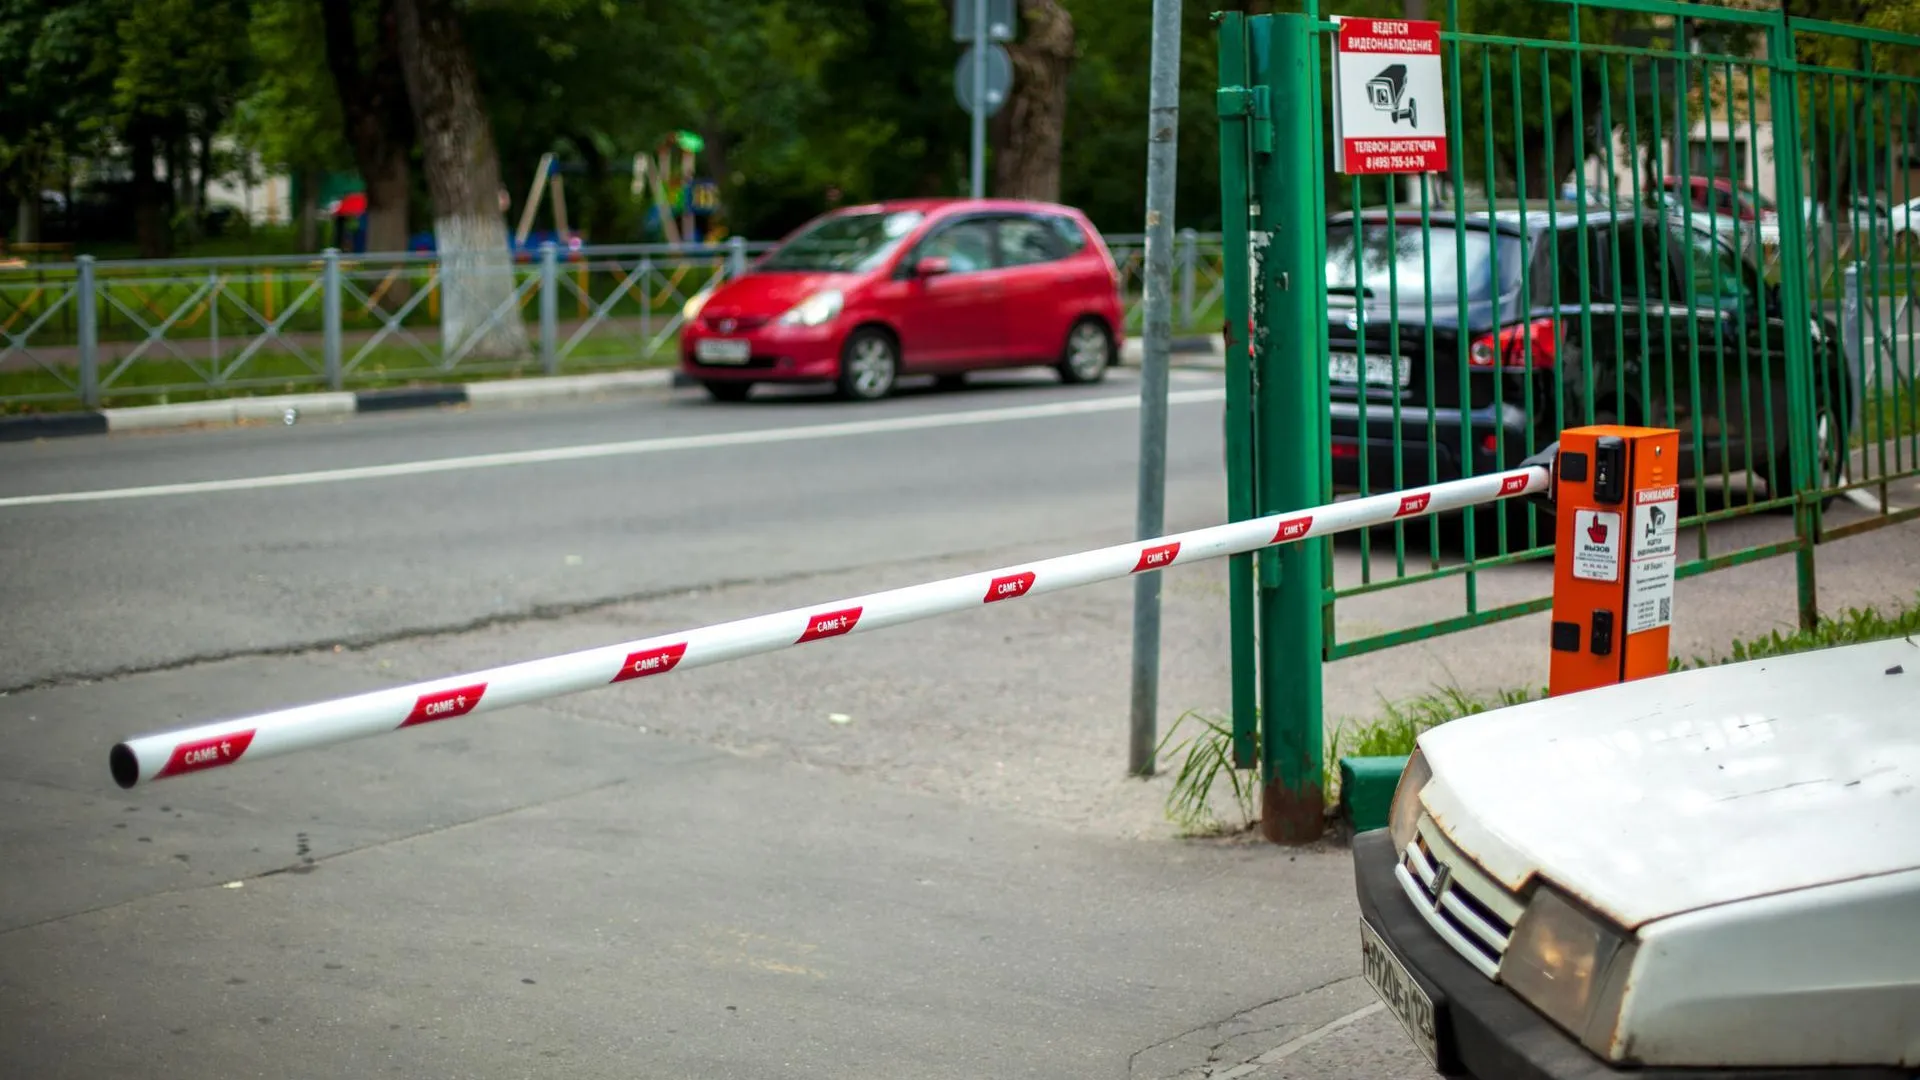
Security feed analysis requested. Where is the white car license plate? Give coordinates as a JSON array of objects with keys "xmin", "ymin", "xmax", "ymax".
[
  {"xmin": 1361, "ymin": 917, "xmax": 1439, "ymax": 1067},
  {"xmin": 696, "ymin": 338, "xmax": 752, "ymax": 364},
  {"xmin": 1329, "ymin": 351, "xmax": 1410, "ymax": 388}
]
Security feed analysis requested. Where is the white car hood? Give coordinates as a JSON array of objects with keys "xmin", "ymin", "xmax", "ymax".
[{"xmin": 1417, "ymin": 638, "xmax": 1920, "ymax": 929}]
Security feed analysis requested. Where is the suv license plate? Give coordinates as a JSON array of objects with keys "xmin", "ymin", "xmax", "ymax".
[
  {"xmin": 1361, "ymin": 916, "xmax": 1438, "ymax": 1066},
  {"xmin": 1329, "ymin": 351, "xmax": 1410, "ymax": 388},
  {"xmin": 696, "ymin": 338, "xmax": 751, "ymax": 364}
]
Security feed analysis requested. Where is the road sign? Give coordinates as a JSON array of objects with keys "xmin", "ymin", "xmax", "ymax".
[
  {"xmin": 1331, "ymin": 18, "xmax": 1448, "ymax": 174},
  {"xmin": 952, "ymin": 0, "xmax": 1015, "ymax": 43},
  {"xmin": 955, "ymin": 44, "xmax": 1013, "ymax": 118}
]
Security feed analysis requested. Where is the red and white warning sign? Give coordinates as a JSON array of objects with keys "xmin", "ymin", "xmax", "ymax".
[
  {"xmin": 1627, "ymin": 486, "xmax": 1679, "ymax": 634},
  {"xmin": 1572, "ymin": 509, "xmax": 1622, "ymax": 583},
  {"xmin": 1332, "ymin": 18, "xmax": 1449, "ymax": 175}
]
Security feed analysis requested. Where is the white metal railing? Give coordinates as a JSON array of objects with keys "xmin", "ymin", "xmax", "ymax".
[{"xmin": 0, "ymin": 233, "xmax": 1226, "ymax": 411}]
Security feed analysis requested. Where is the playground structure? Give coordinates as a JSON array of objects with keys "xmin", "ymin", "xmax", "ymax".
[
  {"xmin": 632, "ymin": 130, "xmax": 722, "ymax": 245},
  {"xmin": 315, "ymin": 131, "xmax": 722, "ymax": 257}
]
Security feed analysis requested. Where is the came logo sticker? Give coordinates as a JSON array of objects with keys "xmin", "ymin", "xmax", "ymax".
[
  {"xmin": 1396, "ymin": 493, "xmax": 1432, "ymax": 517},
  {"xmin": 1274, "ymin": 516, "xmax": 1314, "ymax": 542},
  {"xmin": 402, "ymin": 683, "xmax": 488, "ymax": 727},
  {"xmin": 612, "ymin": 642, "xmax": 689, "ymax": 683},
  {"xmin": 797, "ymin": 607, "xmax": 863, "ymax": 644},
  {"xmin": 157, "ymin": 730, "xmax": 257, "ymax": 778},
  {"xmin": 1132, "ymin": 543, "xmax": 1181, "ymax": 572},
  {"xmin": 1499, "ymin": 474, "xmax": 1531, "ymax": 496},
  {"xmin": 984, "ymin": 572, "xmax": 1036, "ymax": 603}
]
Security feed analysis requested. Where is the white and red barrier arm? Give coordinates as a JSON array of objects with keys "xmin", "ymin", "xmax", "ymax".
[{"xmin": 109, "ymin": 467, "xmax": 1546, "ymax": 789}]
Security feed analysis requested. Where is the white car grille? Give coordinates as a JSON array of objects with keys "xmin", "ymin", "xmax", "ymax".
[{"xmin": 1393, "ymin": 818, "xmax": 1526, "ymax": 980}]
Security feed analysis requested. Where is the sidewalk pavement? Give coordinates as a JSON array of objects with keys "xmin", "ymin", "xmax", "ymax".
[
  {"xmin": 0, "ymin": 368, "xmax": 688, "ymax": 442},
  {"xmin": 2, "ymin": 334, "xmax": 1231, "ymax": 442}
]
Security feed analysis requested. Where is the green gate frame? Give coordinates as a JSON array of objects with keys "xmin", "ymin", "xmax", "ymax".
[{"xmin": 1218, "ymin": 0, "xmax": 1920, "ymax": 842}]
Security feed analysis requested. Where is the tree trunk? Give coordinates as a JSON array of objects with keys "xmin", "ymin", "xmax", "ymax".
[
  {"xmin": 298, "ymin": 167, "xmax": 320, "ymax": 251},
  {"xmin": 15, "ymin": 194, "xmax": 40, "ymax": 246},
  {"xmin": 167, "ymin": 134, "xmax": 197, "ymax": 242},
  {"xmin": 196, "ymin": 130, "xmax": 215, "ymax": 226},
  {"xmin": 394, "ymin": 0, "xmax": 526, "ymax": 359},
  {"xmin": 323, "ymin": 0, "xmax": 415, "ymax": 255},
  {"xmin": 12, "ymin": 150, "xmax": 41, "ymax": 244},
  {"xmin": 130, "ymin": 121, "xmax": 170, "ymax": 259},
  {"xmin": 990, "ymin": 0, "xmax": 1075, "ymax": 201}
]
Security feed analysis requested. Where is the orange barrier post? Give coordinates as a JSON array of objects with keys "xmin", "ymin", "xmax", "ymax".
[{"xmin": 1546, "ymin": 426, "xmax": 1681, "ymax": 697}]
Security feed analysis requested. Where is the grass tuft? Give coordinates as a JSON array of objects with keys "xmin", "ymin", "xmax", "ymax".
[{"xmin": 1162, "ymin": 593, "xmax": 1920, "ymax": 832}]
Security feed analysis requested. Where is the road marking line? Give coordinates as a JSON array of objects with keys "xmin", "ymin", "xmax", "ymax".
[
  {"xmin": 1212, "ymin": 1002, "xmax": 1386, "ymax": 1078},
  {"xmin": 0, "ymin": 389, "xmax": 1225, "ymax": 509}
]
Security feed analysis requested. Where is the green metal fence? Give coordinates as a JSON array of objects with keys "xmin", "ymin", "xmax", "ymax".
[{"xmin": 1218, "ymin": 0, "xmax": 1920, "ymax": 840}]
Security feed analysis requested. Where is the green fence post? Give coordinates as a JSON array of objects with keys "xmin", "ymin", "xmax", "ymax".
[
  {"xmin": 322, "ymin": 248, "xmax": 343, "ymax": 391},
  {"xmin": 1215, "ymin": 11, "xmax": 1260, "ymax": 770},
  {"xmin": 539, "ymin": 242, "xmax": 559, "ymax": 375},
  {"xmin": 76, "ymin": 255, "xmax": 99, "ymax": 409},
  {"xmin": 1255, "ymin": 11, "xmax": 1327, "ymax": 844},
  {"xmin": 1767, "ymin": 17, "xmax": 1821, "ymax": 630}
]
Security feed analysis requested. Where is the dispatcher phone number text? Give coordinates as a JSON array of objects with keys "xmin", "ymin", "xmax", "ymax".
[{"xmin": 1363, "ymin": 155, "xmax": 1434, "ymax": 170}]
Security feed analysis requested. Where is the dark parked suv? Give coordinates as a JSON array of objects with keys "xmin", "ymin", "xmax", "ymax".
[{"xmin": 1322, "ymin": 207, "xmax": 1850, "ymax": 505}]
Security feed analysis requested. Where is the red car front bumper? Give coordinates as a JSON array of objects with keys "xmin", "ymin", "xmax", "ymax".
[{"xmin": 680, "ymin": 322, "xmax": 845, "ymax": 382}]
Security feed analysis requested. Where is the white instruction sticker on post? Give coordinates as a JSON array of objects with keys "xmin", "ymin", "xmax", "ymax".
[
  {"xmin": 1627, "ymin": 486, "xmax": 1679, "ymax": 634},
  {"xmin": 1572, "ymin": 510, "xmax": 1622, "ymax": 582}
]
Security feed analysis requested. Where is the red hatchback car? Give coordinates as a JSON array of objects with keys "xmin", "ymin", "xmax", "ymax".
[{"xmin": 680, "ymin": 198, "xmax": 1126, "ymax": 401}]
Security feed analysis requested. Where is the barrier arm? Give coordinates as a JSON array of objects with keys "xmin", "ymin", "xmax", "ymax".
[{"xmin": 110, "ymin": 467, "xmax": 1547, "ymax": 790}]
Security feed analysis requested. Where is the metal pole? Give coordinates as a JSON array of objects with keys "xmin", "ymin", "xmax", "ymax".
[
  {"xmin": 322, "ymin": 248, "xmax": 343, "ymax": 390},
  {"xmin": 727, "ymin": 235, "xmax": 748, "ymax": 278},
  {"xmin": 539, "ymin": 242, "xmax": 559, "ymax": 375},
  {"xmin": 970, "ymin": 0, "xmax": 988, "ymax": 198},
  {"xmin": 77, "ymin": 255, "xmax": 98, "ymax": 408},
  {"xmin": 1128, "ymin": 0, "xmax": 1182, "ymax": 778}
]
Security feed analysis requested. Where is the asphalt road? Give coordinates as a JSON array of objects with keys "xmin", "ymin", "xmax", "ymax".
[
  {"xmin": 3, "ymin": 366, "xmax": 1917, "ymax": 1079},
  {"xmin": 0, "ymin": 370, "xmax": 1231, "ymax": 691}
]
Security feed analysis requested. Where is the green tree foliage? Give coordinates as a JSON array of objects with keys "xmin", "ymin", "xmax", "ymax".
[
  {"xmin": 232, "ymin": 0, "xmax": 351, "ymax": 175},
  {"xmin": 8, "ymin": 0, "xmax": 1920, "ymax": 252}
]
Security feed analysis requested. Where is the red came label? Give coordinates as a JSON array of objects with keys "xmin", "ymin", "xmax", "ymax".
[
  {"xmin": 984, "ymin": 572, "xmax": 1036, "ymax": 603},
  {"xmin": 1132, "ymin": 543, "xmax": 1181, "ymax": 573},
  {"xmin": 157, "ymin": 729, "xmax": 257, "ymax": 778},
  {"xmin": 612, "ymin": 642, "xmax": 689, "ymax": 683},
  {"xmin": 1396, "ymin": 493, "xmax": 1433, "ymax": 517},
  {"xmin": 401, "ymin": 683, "xmax": 488, "ymax": 727},
  {"xmin": 1500, "ymin": 473, "xmax": 1531, "ymax": 496},
  {"xmin": 796, "ymin": 607, "xmax": 862, "ymax": 644},
  {"xmin": 1274, "ymin": 516, "xmax": 1314, "ymax": 543}
]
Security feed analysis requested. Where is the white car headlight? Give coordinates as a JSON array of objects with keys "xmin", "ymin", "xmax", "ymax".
[
  {"xmin": 778, "ymin": 289, "xmax": 844, "ymax": 327},
  {"xmin": 1386, "ymin": 747, "xmax": 1432, "ymax": 853},
  {"xmin": 683, "ymin": 289, "xmax": 714, "ymax": 323},
  {"xmin": 1500, "ymin": 885, "xmax": 1635, "ymax": 1053}
]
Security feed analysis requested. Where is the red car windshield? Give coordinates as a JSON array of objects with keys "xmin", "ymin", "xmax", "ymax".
[{"xmin": 760, "ymin": 210, "xmax": 925, "ymax": 273}]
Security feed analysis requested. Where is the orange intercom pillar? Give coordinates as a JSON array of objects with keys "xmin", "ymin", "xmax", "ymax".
[{"xmin": 1547, "ymin": 426, "xmax": 1682, "ymax": 697}]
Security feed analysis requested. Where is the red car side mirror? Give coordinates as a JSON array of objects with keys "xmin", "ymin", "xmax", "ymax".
[{"xmin": 914, "ymin": 256, "xmax": 952, "ymax": 277}]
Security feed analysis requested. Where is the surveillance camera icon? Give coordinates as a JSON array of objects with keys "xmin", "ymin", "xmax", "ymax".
[{"xmin": 1368, "ymin": 64, "xmax": 1417, "ymax": 127}]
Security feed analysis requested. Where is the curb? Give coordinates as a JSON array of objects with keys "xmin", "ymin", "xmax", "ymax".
[
  {"xmin": 1118, "ymin": 335, "xmax": 1226, "ymax": 370},
  {"xmin": 0, "ymin": 368, "xmax": 685, "ymax": 442},
  {"xmin": 1338, "ymin": 754, "xmax": 1410, "ymax": 833}
]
